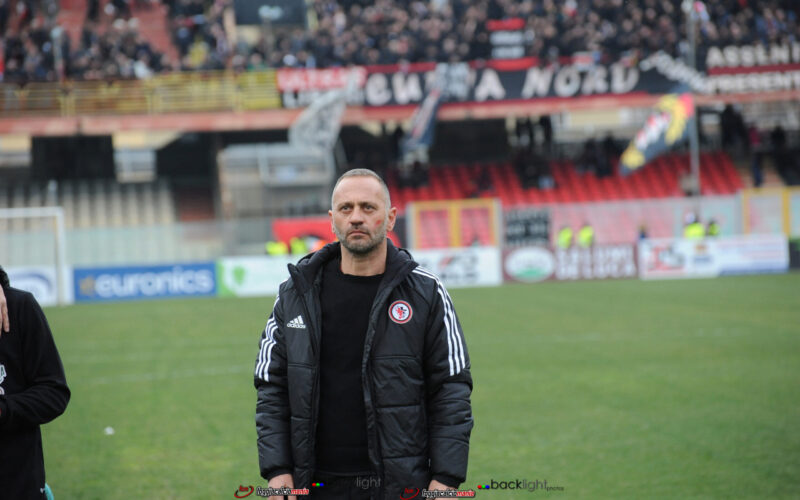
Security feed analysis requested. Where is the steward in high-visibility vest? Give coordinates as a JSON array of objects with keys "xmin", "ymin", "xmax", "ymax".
[
  {"xmin": 557, "ymin": 226, "xmax": 573, "ymax": 249},
  {"xmin": 577, "ymin": 224, "xmax": 594, "ymax": 248},
  {"xmin": 290, "ymin": 236, "xmax": 308, "ymax": 255},
  {"xmin": 706, "ymin": 220, "xmax": 721, "ymax": 237},
  {"xmin": 683, "ymin": 222, "xmax": 705, "ymax": 239},
  {"xmin": 265, "ymin": 240, "xmax": 289, "ymax": 255}
]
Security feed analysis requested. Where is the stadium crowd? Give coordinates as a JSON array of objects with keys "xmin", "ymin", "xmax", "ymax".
[
  {"xmin": 1, "ymin": 0, "xmax": 799, "ymax": 82},
  {"xmin": 1, "ymin": 0, "xmax": 174, "ymax": 82}
]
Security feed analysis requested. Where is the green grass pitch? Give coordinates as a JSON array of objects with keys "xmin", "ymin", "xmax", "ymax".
[{"xmin": 40, "ymin": 273, "xmax": 800, "ymax": 499}]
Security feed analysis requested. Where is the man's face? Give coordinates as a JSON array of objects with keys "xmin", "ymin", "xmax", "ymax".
[{"xmin": 329, "ymin": 176, "xmax": 396, "ymax": 256}]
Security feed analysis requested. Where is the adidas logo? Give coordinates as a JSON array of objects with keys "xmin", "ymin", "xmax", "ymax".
[{"xmin": 287, "ymin": 315, "xmax": 307, "ymax": 329}]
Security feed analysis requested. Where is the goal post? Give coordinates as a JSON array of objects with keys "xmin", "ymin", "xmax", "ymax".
[{"xmin": 0, "ymin": 206, "xmax": 70, "ymax": 306}]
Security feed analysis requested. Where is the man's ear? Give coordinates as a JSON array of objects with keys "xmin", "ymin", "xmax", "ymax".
[{"xmin": 387, "ymin": 207, "xmax": 397, "ymax": 231}]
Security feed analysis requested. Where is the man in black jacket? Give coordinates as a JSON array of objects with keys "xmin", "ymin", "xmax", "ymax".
[
  {"xmin": 0, "ymin": 266, "xmax": 71, "ymax": 500},
  {"xmin": 255, "ymin": 169, "xmax": 473, "ymax": 500}
]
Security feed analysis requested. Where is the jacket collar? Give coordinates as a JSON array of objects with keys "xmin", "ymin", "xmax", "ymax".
[{"xmin": 288, "ymin": 240, "xmax": 417, "ymax": 294}]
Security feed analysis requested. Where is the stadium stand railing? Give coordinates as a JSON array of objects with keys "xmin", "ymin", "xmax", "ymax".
[{"xmin": 0, "ymin": 71, "xmax": 281, "ymax": 117}]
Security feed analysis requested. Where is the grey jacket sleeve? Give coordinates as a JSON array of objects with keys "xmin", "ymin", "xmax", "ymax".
[
  {"xmin": 423, "ymin": 281, "xmax": 473, "ymax": 487},
  {"xmin": 254, "ymin": 291, "xmax": 293, "ymax": 480}
]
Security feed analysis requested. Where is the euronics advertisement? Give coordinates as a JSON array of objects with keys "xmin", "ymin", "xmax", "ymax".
[
  {"xmin": 413, "ymin": 247, "xmax": 502, "ymax": 288},
  {"xmin": 73, "ymin": 263, "xmax": 217, "ymax": 302},
  {"xmin": 638, "ymin": 234, "xmax": 788, "ymax": 280},
  {"xmin": 216, "ymin": 256, "xmax": 294, "ymax": 297}
]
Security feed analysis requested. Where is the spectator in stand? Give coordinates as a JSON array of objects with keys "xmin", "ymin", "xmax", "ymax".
[
  {"xmin": 539, "ymin": 115, "xmax": 553, "ymax": 155},
  {"xmin": 748, "ymin": 124, "xmax": 763, "ymax": 188},
  {"xmin": 2, "ymin": 4, "xmax": 169, "ymax": 83},
  {"xmin": 578, "ymin": 138, "xmax": 600, "ymax": 175},
  {"xmin": 0, "ymin": 0, "xmax": 10, "ymax": 35},
  {"xmin": 4, "ymin": 0, "xmax": 800, "ymax": 81}
]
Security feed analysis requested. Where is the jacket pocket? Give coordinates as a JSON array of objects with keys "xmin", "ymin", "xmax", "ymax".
[
  {"xmin": 287, "ymin": 363, "xmax": 314, "ymax": 416},
  {"xmin": 370, "ymin": 355, "xmax": 424, "ymax": 407}
]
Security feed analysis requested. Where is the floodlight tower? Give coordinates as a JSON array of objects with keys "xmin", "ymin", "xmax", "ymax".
[{"xmin": 682, "ymin": 0, "xmax": 702, "ymax": 196}]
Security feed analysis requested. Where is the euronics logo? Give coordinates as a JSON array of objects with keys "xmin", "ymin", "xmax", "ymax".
[{"xmin": 74, "ymin": 263, "xmax": 216, "ymax": 302}]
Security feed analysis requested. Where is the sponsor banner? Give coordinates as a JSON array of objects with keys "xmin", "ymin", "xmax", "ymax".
[
  {"xmin": 504, "ymin": 209, "xmax": 550, "ymax": 247},
  {"xmin": 413, "ymin": 247, "xmax": 502, "ymax": 288},
  {"xmin": 216, "ymin": 256, "xmax": 293, "ymax": 297},
  {"xmin": 5, "ymin": 267, "xmax": 70, "ymax": 306},
  {"xmin": 74, "ymin": 263, "xmax": 217, "ymax": 302},
  {"xmin": 503, "ymin": 244, "xmax": 637, "ymax": 283},
  {"xmin": 638, "ymin": 234, "xmax": 788, "ymax": 280}
]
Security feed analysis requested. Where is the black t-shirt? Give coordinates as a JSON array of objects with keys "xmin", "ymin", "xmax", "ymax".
[{"xmin": 315, "ymin": 258, "xmax": 383, "ymax": 475}]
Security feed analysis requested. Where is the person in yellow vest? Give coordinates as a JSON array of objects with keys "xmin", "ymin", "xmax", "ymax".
[
  {"xmin": 290, "ymin": 236, "xmax": 309, "ymax": 255},
  {"xmin": 683, "ymin": 213, "xmax": 705, "ymax": 239},
  {"xmin": 265, "ymin": 240, "xmax": 289, "ymax": 255},
  {"xmin": 577, "ymin": 223, "xmax": 595, "ymax": 248},
  {"xmin": 706, "ymin": 219, "xmax": 721, "ymax": 237},
  {"xmin": 557, "ymin": 225, "xmax": 573, "ymax": 249}
]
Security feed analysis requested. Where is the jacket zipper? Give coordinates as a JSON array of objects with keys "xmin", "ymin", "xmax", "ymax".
[{"xmin": 303, "ymin": 286, "xmax": 322, "ymax": 483}]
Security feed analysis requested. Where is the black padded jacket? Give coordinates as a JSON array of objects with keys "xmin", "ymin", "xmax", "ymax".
[{"xmin": 254, "ymin": 241, "xmax": 473, "ymax": 499}]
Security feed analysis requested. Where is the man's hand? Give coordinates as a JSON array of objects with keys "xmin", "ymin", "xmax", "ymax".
[
  {"xmin": 0, "ymin": 285, "xmax": 8, "ymax": 336},
  {"xmin": 427, "ymin": 479, "xmax": 455, "ymax": 499},
  {"xmin": 268, "ymin": 473, "xmax": 296, "ymax": 500}
]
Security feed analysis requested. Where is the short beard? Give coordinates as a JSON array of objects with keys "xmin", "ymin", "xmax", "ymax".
[{"xmin": 334, "ymin": 220, "xmax": 387, "ymax": 256}]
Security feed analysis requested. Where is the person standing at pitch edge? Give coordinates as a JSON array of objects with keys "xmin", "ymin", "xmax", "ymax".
[
  {"xmin": 0, "ymin": 266, "xmax": 70, "ymax": 500},
  {"xmin": 255, "ymin": 169, "xmax": 473, "ymax": 500}
]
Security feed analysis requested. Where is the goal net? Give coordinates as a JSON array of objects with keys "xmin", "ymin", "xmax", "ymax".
[{"xmin": 0, "ymin": 206, "xmax": 70, "ymax": 306}]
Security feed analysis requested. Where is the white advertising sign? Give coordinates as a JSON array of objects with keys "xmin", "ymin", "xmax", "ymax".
[
  {"xmin": 638, "ymin": 234, "xmax": 788, "ymax": 280},
  {"xmin": 217, "ymin": 256, "xmax": 294, "ymax": 297},
  {"xmin": 413, "ymin": 247, "xmax": 502, "ymax": 288},
  {"xmin": 5, "ymin": 267, "xmax": 68, "ymax": 306}
]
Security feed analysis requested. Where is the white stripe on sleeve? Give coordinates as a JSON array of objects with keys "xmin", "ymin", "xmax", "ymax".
[{"xmin": 413, "ymin": 267, "xmax": 465, "ymax": 376}]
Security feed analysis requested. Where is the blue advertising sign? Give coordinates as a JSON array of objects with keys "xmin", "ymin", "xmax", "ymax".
[{"xmin": 74, "ymin": 263, "xmax": 217, "ymax": 302}]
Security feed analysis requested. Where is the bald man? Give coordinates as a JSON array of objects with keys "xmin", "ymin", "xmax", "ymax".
[{"xmin": 255, "ymin": 169, "xmax": 473, "ymax": 500}]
